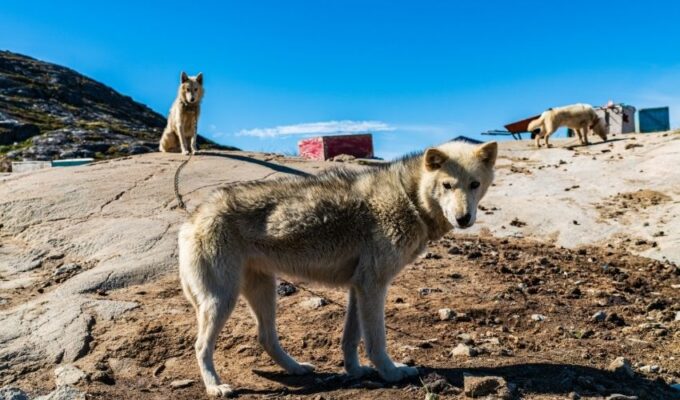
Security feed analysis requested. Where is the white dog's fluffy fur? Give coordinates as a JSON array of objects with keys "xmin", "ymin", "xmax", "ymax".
[
  {"xmin": 178, "ymin": 141, "xmax": 498, "ymax": 396},
  {"xmin": 159, "ymin": 72, "xmax": 204, "ymax": 155}
]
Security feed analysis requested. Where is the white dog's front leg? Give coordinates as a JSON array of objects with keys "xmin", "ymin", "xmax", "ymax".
[
  {"xmin": 583, "ymin": 128, "xmax": 590, "ymax": 145},
  {"xmin": 574, "ymin": 129, "xmax": 584, "ymax": 145},
  {"xmin": 544, "ymin": 134, "xmax": 552, "ymax": 148},
  {"xmin": 176, "ymin": 123, "xmax": 189, "ymax": 155},
  {"xmin": 543, "ymin": 123, "xmax": 556, "ymax": 148},
  {"xmin": 190, "ymin": 134, "xmax": 198, "ymax": 154},
  {"xmin": 355, "ymin": 284, "xmax": 418, "ymax": 382},
  {"xmin": 342, "ymin": 288, "xmax": 375, "ymax": 378}
]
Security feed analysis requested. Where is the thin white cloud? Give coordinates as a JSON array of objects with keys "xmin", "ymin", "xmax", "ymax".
[
  {"xmin": 207, "ymin": 123, "xmax": 227, "ymax": 138},
  {"xmin": 236, "ymin": 120, "xmax": 395, "ymax": 138}
]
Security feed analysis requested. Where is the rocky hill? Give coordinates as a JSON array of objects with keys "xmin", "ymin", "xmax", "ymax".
[{"xmin": 0, "ymin": 51, "xmax": 234, "ymax": 171}]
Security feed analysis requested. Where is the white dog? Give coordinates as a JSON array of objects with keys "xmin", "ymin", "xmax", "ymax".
[
  {"xmin": 159, "ymin": 72, "xmax": 204, "ymax": 155},
  {"xmin": 178, "ymin": 141, "xmax": 498, "ymax": 396},
  {"xmin": 528, "ymin": 103, "xmax": 607, "ymax": 148}
]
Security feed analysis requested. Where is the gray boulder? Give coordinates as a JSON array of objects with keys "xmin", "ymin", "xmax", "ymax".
[{"xmin": 0, "ymin": 387, "xmax": 29, "ymax": 400}]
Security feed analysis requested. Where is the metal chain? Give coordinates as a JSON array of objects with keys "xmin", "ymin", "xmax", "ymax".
[{"xmin": 174, "ymin": 153, "xmax": 193, "ymax": 211}]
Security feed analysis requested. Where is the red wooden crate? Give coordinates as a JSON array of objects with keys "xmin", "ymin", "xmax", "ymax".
[
  {"xmin": 504, "ymin": 114, "xmax": 542, "ymax": 134},
  {"xmin": 298, "ymin": 134, "xmax": 374, "ymax": 161}
]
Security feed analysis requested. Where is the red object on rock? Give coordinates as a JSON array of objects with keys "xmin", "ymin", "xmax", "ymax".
[
  {"xmin": 504, "ymin": 115, "xmax": 542, "ymax": 134},
  {"xmin": 298, "ymin": 134, "xmax": 374, "ymax": 161}
]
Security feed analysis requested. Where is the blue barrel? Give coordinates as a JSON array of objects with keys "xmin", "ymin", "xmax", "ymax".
[{"xmin": 638, "ymin": 107, "xmax": 670, "ymax": 133}]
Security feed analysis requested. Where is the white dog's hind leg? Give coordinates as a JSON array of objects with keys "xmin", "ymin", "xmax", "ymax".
[
  {"xmin": 196, "ymin": 297, "xmax": 238, "ymax": 397},
  {"xmin": 190, "ymin": 259, "xmax": 242, "ymax": 397},
  {"xmin": 355, "ymin": 283, "xmax": 418, "ymax": 382},
  {"xmin": 242, "ymin": 268, "xmax": 315, "ymax": 375},
  {"xmin": 342, "ymin": 287, "xmax": 375, "ymax": 378}
]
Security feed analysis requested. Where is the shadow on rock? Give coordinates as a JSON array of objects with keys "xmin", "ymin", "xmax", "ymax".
[
  {"xmin": 197, "ymin": 151, "xmax": 311, "ymax": 177},
  {"xmin": 240, "ymin": 362, "xmax": 680, "ymax": 399},
  {"xmin": 565, "ymin": 137, "xmax": 627, "ymax": 150}
]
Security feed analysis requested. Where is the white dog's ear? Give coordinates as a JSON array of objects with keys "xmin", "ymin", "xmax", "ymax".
[
  {"xmin": 424, "ymin": 148, "xmax": 448, "ymax": 171},
  {"xmin": 475, "ymin": 142, "xmax": 498, "ymax": 167},
  {"xmin": 181, "ymin": 71, "xmax": 189, "ymax": 83},
  {"xmin": 196, "ymin": 72, "xmax": 203, "ymax": 84}
]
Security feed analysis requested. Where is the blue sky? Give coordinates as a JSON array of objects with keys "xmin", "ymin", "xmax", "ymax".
[{"xmin": 2, "ymin": 1, "xmax": 680, "ymax": 159}]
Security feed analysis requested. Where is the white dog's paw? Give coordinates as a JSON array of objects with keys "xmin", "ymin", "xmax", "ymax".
[
  {"xmin": 286, "ymin": 362, "xmax": 316, "ymax": 375},
  {"xmin": 206, "ymin": 383, "xmax": 234, "ymax": 397},
  {"xmin": 346, "ymin": 364, "xmax": 376, "ymax": 379},
  {"xmin": 183, "ymin": 150, "xmax": 190, "ymax": 156},
  {"xmin": 378, "ymin": 364, "xmax": 419, "ymax": 382}
]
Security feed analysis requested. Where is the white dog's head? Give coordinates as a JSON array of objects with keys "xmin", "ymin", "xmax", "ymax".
[
  {"xmin": 419, "ymin": 141, "xmax": 497, "ymax": 229},
  {"xmin": 527, "ymin": 117, "xmax": 544, "ymax": 137},
  {"xmin": 179, "ymin": 71, "xmax": 204, "ymax": 105},
  {"xmin": 591, "ymin": 117, "xmax": 608, "ymax": 142}
]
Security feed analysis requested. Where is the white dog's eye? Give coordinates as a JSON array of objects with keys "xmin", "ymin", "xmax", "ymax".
[
  {"xmin": 470, "ymin": 181, "xmax": 480, "ymax": 189},
  {"xmin": 442, "ymin": 182, "xmax": 452, "ymax": 190}
]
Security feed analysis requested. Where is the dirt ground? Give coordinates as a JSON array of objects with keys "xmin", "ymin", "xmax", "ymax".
[
  {"xmin": 597, "ymin": 190, "xmax": 672, "ymax": 221},
  {"xmin": 13, "ymin": 234, "xmax": 680, "ymax": 399}
]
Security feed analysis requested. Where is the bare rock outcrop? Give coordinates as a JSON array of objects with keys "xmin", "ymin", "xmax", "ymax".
[
  {"xmin": 0, "ymin": 151, "xmax": 324, "ymax": 383},
  {"xmin": 0, "ymin": 51, "xmax": 235, "ymax": 171}
]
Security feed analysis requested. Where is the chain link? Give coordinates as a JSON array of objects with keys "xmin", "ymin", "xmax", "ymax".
[{"xmin": 174, "ymin": 153, "xmax": 193, "ymax": 211}]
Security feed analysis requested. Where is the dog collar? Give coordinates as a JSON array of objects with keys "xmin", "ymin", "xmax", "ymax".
[{"xmin": 181, "ymin": 101, "xmax": 199, "ymax": 111}]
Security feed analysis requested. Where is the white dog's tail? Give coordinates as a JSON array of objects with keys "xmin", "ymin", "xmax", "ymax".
[{"xmin": 178, "ymin": 217, "xmax": 242, "ymax": 309}]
